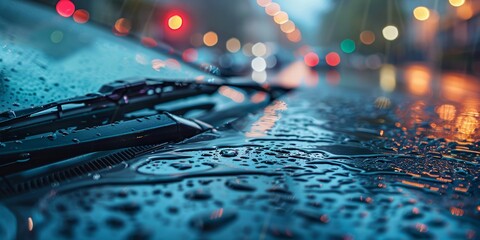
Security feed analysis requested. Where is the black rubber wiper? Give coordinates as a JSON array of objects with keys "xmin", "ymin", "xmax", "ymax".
[
  {"xmin": 0, "ymin": 77, "xmax": 290, "ymax": 173},
  {"xmin": 0, "ymin": 78, "xmax": 220, "ymax": 141},
  {"xmin": 0, "ymin": 112, "xmax": 210, "ymax": 173},
  {"xmin": 0, "ymin": 77, "xmax": 286, "ymax": 141}
]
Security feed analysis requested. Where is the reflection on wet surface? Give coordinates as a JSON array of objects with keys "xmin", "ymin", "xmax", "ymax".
[{"xmin": 1, "ymin": 65, "xmax": 479, "ymax": 239}]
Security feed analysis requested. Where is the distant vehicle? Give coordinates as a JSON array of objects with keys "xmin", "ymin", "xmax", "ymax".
[{"xmin": 303, "ymin": 47, "xmax": 342, "ymax": 69}]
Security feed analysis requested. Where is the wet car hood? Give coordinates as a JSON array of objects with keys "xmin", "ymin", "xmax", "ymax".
[{"xmin": 1, "ymin": 65, "xmax": 479, "ymax": 239}]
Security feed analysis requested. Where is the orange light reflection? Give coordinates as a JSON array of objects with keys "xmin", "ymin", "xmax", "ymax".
[
  {"xmin": 246, "ymin": 100, "xmax": 287, "ymax": 138},
  {"xmin": 404, "ymin": 64, "xmax": 431, "ymax": 96}
]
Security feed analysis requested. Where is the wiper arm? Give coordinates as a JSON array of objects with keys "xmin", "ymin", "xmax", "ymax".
[
  {"xmin": 0, "ymin": 77, "xmax": 291, "ymax": 173},
  {"xmin": 0, "ymin": 78, "xmax": 220, "ymax": 141},
  {"xmin": 0, "ymin": 112, "xmax": 211, "ymax": 174},
  {"xmin": 0, "ymin": 77, "xmax": 288, "ymax": 142}
]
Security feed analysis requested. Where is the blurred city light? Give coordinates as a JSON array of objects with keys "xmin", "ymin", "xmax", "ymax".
[
  {"xmin": 226, "ymin": 38, "xmax": 241, "ymax": 53},
  {"xmin": 286, "ymin": 29, "xmax": 302, "ymax": 42},
  {"xmin": 436, "ymin": 104, "xmax": 456, "ymax": 121},
  {"xmin": 50, "ymin": 30, "xmax": 63, "ymax": 43},
  {"xmin": 265, "ymin": 3, "xmax": 281, "ymax": 16},
  {"xmin": 252, "ymin": 42, "xmax": 267, "ymax": 57},
  {"xmin": 379, "ymin": 64, "xmax": 396, "ymax": 92},
  {"xmin": 252, "ymin": 70, "xmax": 267, "ymax": 83},
  {"xmin": 405, "ymin": 64, "xmax": 431, "ymax": 96},
  {"xmin": 382, "ymin": 25, "xmax": 399, "ymax": 41},
  {"xmin": 56, "ymin": 0, "xmax": 75, "ymax": 17},
  {"xmin": 273, "ymin": 11, "xmax": 289, "ymax": 24},
  {"xmin": 280, "ymin": 21, "xmax": 295, "ymax": 33},
  {"xmin": 256, "ymin": 0, "xmax": 272, "ymax": 8},
  {"xmin": 168, "ymin": 15, "xmax": 183, "ymax": 30},
  {"xmin": 304, "ymin": 52, "xmax": 319, "ymax": 67},
  {"xmin": 73, "ymin": 9, "xmax": 89, "ymax": 24},
  {"xmin": 413, "ymin": 7, "xmax": 430, "ymax": 21},
  {"xmin": 340, "ymin": 39, "xmax": 355, "ymax": 53},
  {"xmin": 251, "ymin": 57, "xmax": 267, "ymax": 72},
  {"xmin": 359, "ymin": 31, "xmax": 375, "ymax": 45},
  {"xmin": 114, "ymin": 18, "xmax": 131, "ymax": 36},
  {"xmin": 203, "ymin": 31, "xmax": 218, "ymax": 47},
  {"xmin": 449, "ymin": 0, "xmax": 465, "ymax": 7},
  {"xmin": 456, "ymin": 2, "xmax": 473, "ymax": 20},
  {"xmin": 325, "ymin": 52, "xmax": 340, "ymax": 67}
]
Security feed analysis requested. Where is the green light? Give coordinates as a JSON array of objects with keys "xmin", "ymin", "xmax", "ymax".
[
  {"xmin": 50, "ymin": 30, "xmax": 64, "ymax": 44},
  {"xmin": 340, "ymin": 39, "xmax": 355, "ymax": 53}
]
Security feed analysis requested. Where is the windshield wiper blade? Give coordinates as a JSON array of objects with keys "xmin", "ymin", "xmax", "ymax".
[
  {"xmin": 0, "ymin": 112, "xmax": 211, "ymax": 174},
  {"xmin": 0, "ymin": 77, "xmax": 289, "ymax": 142},
  {"xmin": 0, "ymin": 77, "xmax": 292, "ymax": 174},
  {"xmin": 0, "ymin": 78, "xmax": 220, "ymax": 141}
]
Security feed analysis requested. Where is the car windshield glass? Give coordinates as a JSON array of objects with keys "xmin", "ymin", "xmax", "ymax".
[
  {"xmin": 0, "ymin": 0, "xmax": 213, "ymax": 112},
  {"xmin": 1, "ymin": 0, "xmax": 480, "ymax": 111}
]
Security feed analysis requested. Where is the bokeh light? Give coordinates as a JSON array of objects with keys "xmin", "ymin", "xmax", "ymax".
[
  {"xmin": 304, "ymin": 52, "xmax": 319, "ymax": 67},
  {"xmin": 273, "ymin": 11, "xmax": 289, "ymax": 24},
  {"xmin": 252, "ymin": 42, "xmax": 267, "ymax": 57},
  {"xmin": 379, "ymin": 64, "xmax": 396, "ymax": 92},
  {"xmin": 242, "ymin": 43, "xmax": 254, "ymax": 56},
  {"xmin": 265, "ymin": 3, "xmax": 281, "ymax": 16},
  {"xmin": 56, "ymin": 0, "xmax": 75, "ymax": 18},
  {"xmin": 340, "ymin": 39, "xmax": 356, "ymax": 53},
  {"xmin": 226, "ymin": 38, "xmax": 241, "ymax": 53},
  {"xmin": 413, "ymin": 6, "xmax": 430, "ymax": 21},
  {"xmin": 436, "ymin": 104, "xmax": 456, "ymax": 121},
  {"xmin": 114, "ymin": 18, "xmax": 132, "ymax": 35},
  {"xmin": 203, "ymin": 31, "xmax": 218, "ymax": 47},
  {"xmin": 457, "ymin": 3, "xmax": 473, "ymax": 20},
  {"xmin": 252, "ymin": 70, "xmax": 267, "ymax": 83},
  {"xmin": 456, "ymin": 113, "xmax": 478, "ymax": 135},
  {"xmin": 50, "ymin": 30, "xmax": 63, "ymax": 43},
  {"xmin": 168, "ymin": 15, "xmax": 183, "ymax": 30},
  {"xmin": 449, "ymin": 0, "xmax": 465, "ymax": 7},
  {"xmin": 382, "ymin": 25, "xmax": 399, "ymax": 41},
  {"xmin": 280, "ymin": 21, "xmax": 295, "ymax": 33},
  {"xmin": 405, "ymin": 64, "xmax": 431, "ymax": 96},
  {"xmin": 325, "ymin": 52, "xmax": 340, "ymax": 67},
  {"xmin": 360, "ymin": 31, "xmax": 375, "ymax": 45},
  {"xmin": 73, "ymin": 9, "xmax": 89, "ymax": 24},
  {"xmin": 286, "ymin": 29, "xmax": 302, "ymax": 42},
  {"xmin": 251, "ymin": 57, "xmax": 267, "ymax": 72},
  {"xmin": 256, "ymin": 0, "xmax": 271, "ymax": 7}
]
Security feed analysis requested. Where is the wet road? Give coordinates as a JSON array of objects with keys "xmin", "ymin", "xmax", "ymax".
[{"xmin": 1, "ymin": 64, "xmax": 480, "ymax": 239}]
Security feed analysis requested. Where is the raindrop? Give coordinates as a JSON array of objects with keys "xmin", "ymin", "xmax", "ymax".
[{"xmin": 220, "ymin": 149, "xmax": 238, "ymax": 157}]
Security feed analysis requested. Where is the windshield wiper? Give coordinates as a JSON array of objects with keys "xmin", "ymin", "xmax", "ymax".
[
  {"xmin": 0, "ymin": 77, "xmax": 286, "ymax": 141},
  {"xmin": 0, "ymin": 77, "xmax": 290, "ymax": 174},
  {"xmin": 0, "ymin": 112, "xmax": 210, "ymax": 173},
  {"xmin": 0, "ymin": 78, "xmax": 220, "ymax": 141}
]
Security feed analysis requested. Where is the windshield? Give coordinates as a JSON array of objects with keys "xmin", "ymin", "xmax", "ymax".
[
  {"xmin": 1, "ymin": 0, "xmax": 479, "ymax": 111},
  {"xmin": 0, "ymin": 0, "xmax": 214, "ymax": 112}
]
